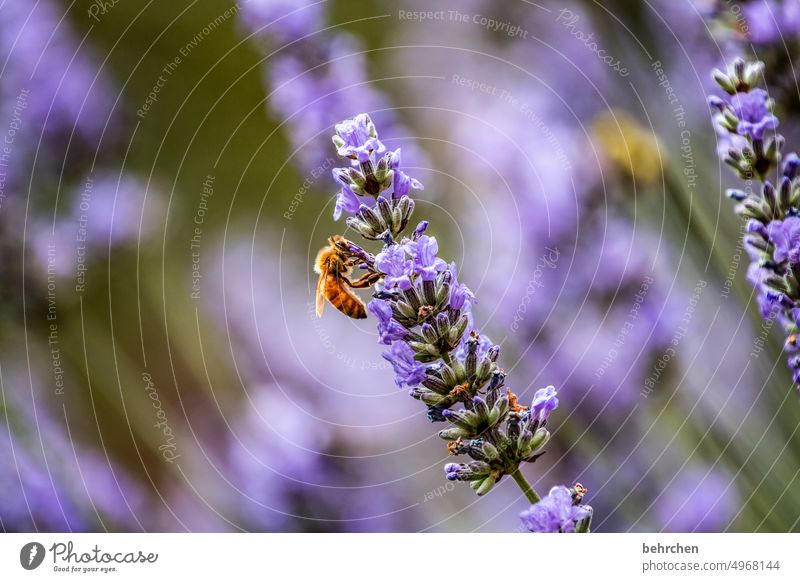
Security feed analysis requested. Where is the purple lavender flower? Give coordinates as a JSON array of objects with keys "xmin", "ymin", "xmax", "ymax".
[
  {"xmin": 326, "ymin": 120, "xmax": 418, "ymax": 232},
  {"xmin": 333, "ymin": 114, "xmax": 384, "ymax": 162},
  {"xmin": 708, "ymin": 58, "xmax": 800, "ymax": 390},
  {"xmin": 441, "ymin": 262, "xmax": 476, "ymax": 318},
  {"xmin": 730, "ymin": 89, "xmax": 779, "ymax": 139},
  {"xmin": 375, "ymin": 245, "xmax": 413, "ymax": 290},
  {"xmin": 333, "ymin": 186, "xmax": 372, "ymax": 221},
  {"xmin": 412, "ymin": 221, "xmax": 429, "ymax": 240},
  {"xmin": 746, "ymin": 262, "xmax": 778, "ymax": 319},
  {"xmin": 405, "ymin": 235, "xmax": 447, "ymax": 281},
  {"xmin": 453, "ymin": 326, "xmax": 493, "ymax": 362},
  {"xmin": 368, "ymin": 299, "xmax": 408, "ymax": 344},
  {"xmin": 767, "ymin": 217, "xmax": 800, "ymax": 263},
  {"xmin": 531, "ymin": 385, "xmax": 559, "ymax": 424},
  {"xmin": 321, "ymin": 114, "xmax": 580, "ymax": 527},
  {"xmin": 387, "ymin": 149, "xmax": 424, "ymax": 199},
  {"xmin": 382, "ymin": 341, "xmax": 427, "ymax": 388},
  {"xmin": 710, "ymin": 86, "xmax": 778, "ymax": 140},
  {"xmin": 520, "ymin": 486, "xmax": 591, "ymax": 533}
]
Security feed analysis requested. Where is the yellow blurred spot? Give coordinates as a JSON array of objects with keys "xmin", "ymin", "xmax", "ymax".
[{"xmin": 592, "ymin": 111, "xmax": 663, "ymax": 184}]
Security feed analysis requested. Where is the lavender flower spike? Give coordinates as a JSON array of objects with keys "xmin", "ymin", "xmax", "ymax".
[
  {"xmin": 319, "ymin": 114, "xmax": 592, "ymax": 532},
  {"xmin": 708, "ymin": 58, "xmax": 800, "ymax": 391}
]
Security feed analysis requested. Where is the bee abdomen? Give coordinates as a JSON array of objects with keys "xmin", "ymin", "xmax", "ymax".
[{"xmin": 326, "ymin": 279, "xmax": 366, "ymax": 319}]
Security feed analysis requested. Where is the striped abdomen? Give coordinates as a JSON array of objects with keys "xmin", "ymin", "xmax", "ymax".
[{"xmin": 325, "ymin": 274, "xmax": 366, "ymax": 319}]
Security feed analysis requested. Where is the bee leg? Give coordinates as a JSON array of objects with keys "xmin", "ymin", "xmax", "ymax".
[{"xmin": 346, "ymin": 272, "xmax": 383, "ymax": 289}]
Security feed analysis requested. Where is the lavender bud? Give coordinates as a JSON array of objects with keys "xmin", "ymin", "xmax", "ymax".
[
  {"xmin": 413, "ymin": 221, "xmax": 429, "ymax": 240},
  {"xmin": 783, "ymin": 153, "xmax": 800, "ymax": 179},
  {"xmin": 403, "ymin": 286, "xmax": 422, "ymax": 311},
  {"xmin": 427, "ymin": 407, "xmax": 447, "ymax": 423},
  {"xmin": 439, "ymin": 427, "xmax": 468, "ymax": 440},
  {"xmin": 481, "ymin": 441, "xmax": 499, "ymax": 461},
  {"xmin": 472, "ymin": 396, "xmax": 491, "ymax": 423},
  {"xmin": 712, "ymin": 68, "xmax": 736, "ymax": 94},
  {"xmin": 442, "ymin": 409, "xmax": 475, "ymax": 431},
  {"xmin": 707, "ymin": 95, "xmax": 726, "ymax": 111},
  {"xmin": 490, "ymin": 396, "xmax": 510, "ymax": 426},
  {"xmin": 422, "ymin": 279, "xmax": 437, "ymax": 306},
  {"xmin": 529, "ymin": 427, "xmax": 550, "ymax": 453},
  {"xmin": 395, "ymin": 300, "xmax": 417, "ymax": 321},
  {"xmin": 762, "ymin": 181, "xmax": 777, "ymax": 211},
  {"xmin": 376, "ymin": 196, "xmax": 394, "ymax": 225},
  {"xmin": 746, "ymin": 220, "xmax": 767, "ymax": 236},
  {"xmin": 726, "ymin": 189, "xmax": 747, "ymax": 201},
  {"xmin": 358, "ymin": 205, "xmax": 384, "ymax": 231},
  {"xmin": 475, "ymin": 475, "xmax": 497, "ymax": 496},
  {"xmin": 733, "ymin": 57, "xmax": 746, "ymax": 84},
  {"xmin": 422, "ymin": 375, "xmax": 451, "ymax": 396}
]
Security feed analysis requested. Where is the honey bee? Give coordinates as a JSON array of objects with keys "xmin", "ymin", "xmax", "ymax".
[{"xmin": 314, "ymin": 235, "xmax": 381, "ymax": 319}]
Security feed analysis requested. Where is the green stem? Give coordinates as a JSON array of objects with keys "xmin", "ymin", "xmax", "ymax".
[{"xmin": 511, "ymin": 468, "xmax": 540, "ymax": 504}]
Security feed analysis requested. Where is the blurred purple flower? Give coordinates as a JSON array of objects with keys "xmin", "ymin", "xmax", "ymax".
[
  {"xmin": 75, "ymin": 173, "xmax": 159, "ymax": 244},
  {"xmin": 767, "ymin": 216, "xmax": 800, "ymax": 263},
  {"xmin": 239, "ymin": 0, "xmax": 323, "ymax": 44},
  {"xmin": 744, "ymin": 0, "xmax": 800, "ymax": 44},
  {"xmin": 226, "ymin": 384, "xmax": 420, "ymax": 532},
  {"xmin": 239, "ymin": 7, "xmax": 413, "ymax": 174},
  {"xmin": 730, "ymin": 89, "xmax": 778, "ymax": 139},
  {"xmin": 520, "ymin": 486, "xmax": 590, "ymax": 533},
  {"xmin": 655, "ymin": 466, "xmax": 738, "ymax": 532},
  {"xmin": 29, "ymin": 172, "xmax": 162, "ymax": 278},
  {"xmin": 0, "ymin": 422, "xmax": 86, "ymax": 531},
  {"xmin": 0, "ymin": 362, "xmax": 149, "ymax": 531},
  {"xmin": 0, "ymin": 0, "xmax": 116, "ymax": 149},
  {"xmin": 75, "ymin": 453, "xmax": 148, "ymax": 529},
  {"xmin": 240, "ymin": 0, "xmax": 433, "ymax": 203}
]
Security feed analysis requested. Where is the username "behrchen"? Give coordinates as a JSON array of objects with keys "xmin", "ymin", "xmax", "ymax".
[{"xmin": 643, "ymin": 543, "xmax": 699, "ymax": 554}]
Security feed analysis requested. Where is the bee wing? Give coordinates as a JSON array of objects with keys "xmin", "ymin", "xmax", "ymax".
[{"xmin": 315, "ymin": 269, "xmax": 327, "ymax": 317}]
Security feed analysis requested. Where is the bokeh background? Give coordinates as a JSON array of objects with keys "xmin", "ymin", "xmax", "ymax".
[{"xmin": 1, "ymin": 0, "xmax": 800, "ymax": 532}]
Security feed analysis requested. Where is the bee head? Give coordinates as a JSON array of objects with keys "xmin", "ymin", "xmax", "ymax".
[{"xmin": 331, "ymin": 235, "xmax": 351, "ymax": 253}]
